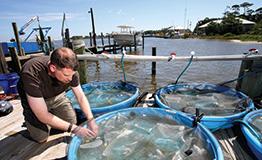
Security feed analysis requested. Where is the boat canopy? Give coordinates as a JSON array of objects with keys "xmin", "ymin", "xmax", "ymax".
[{"xmin": 117, "ymin": 25, "xmax": 134, "ymax": 33}]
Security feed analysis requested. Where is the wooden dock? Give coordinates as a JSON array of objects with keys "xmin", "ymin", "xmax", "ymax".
[
  {"xmin": 0, "ymin": 97, "xmax": 258, "ymax": 160},
  {"xmin": 0, "ymin": 99, "xmax": 69, "ymax": 160}
]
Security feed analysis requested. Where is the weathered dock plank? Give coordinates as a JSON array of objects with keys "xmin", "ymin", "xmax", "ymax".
[
  {"xmin": 0, "ymin": 99, "xmax": 69, "ymax": 160},
  {"xmin": 214, "ymin": 126, "xmax": 256, "ymax": 160}
]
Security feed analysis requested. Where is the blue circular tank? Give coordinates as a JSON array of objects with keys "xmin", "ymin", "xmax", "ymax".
[
  {"xmin": 240, "ymin": 109, "xmax": 262, "ymax": 160},
  {"xmin": 154, "ymin": 83, "xmax": 255, "ymax": 131},
  {"xmin": 66, "ymin": 81, "xmax": 139, "ymax": 118},
  {"xmin": 67, "ymin": 107, "xmax": 224, "ymax": 160}
]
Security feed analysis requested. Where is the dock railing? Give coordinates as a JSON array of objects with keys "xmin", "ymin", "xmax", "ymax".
[{"xmin": 77, "ymin": 53, "xmax": 262, "ymax": 62}]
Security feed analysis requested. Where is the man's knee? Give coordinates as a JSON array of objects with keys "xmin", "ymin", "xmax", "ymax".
[
  {"xmin": 25, "ymin": 121, "xmax": 49, "ymax": 143},
  {"xmin": 30, "ymin": 133, "xmax": 48, "ymax": 143}
]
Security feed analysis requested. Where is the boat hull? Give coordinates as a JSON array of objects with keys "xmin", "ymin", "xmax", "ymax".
[{"xmin": 112, "ymin": 34, "xmax": 141, "ymax": 46}]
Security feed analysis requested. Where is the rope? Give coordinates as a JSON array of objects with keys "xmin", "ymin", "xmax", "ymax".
[{"xmin": 218, "ymin": 71, "xmax": 259, "ymax": 86}]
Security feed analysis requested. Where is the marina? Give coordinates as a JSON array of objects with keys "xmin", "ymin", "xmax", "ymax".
[{"xmin": 1, "ymin": 36, "xmax": 262, "ymax": 159}]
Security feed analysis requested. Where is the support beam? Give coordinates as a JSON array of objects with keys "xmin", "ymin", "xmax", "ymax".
[
  {"xmin": 9, "ymin": 47, "xmax": 22, "ymax": 73},
  {"xmin": 0, "ymin": 46, "xmax": 9, "ymax": 73},
  {"xmin": 12, "ymin": 22, "xmax": 24, "ymax": 56}
]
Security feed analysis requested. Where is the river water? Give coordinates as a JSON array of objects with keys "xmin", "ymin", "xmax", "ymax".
[{"xmin": 54, "ymin": 38, "xmax": 262, "ymax": 93}]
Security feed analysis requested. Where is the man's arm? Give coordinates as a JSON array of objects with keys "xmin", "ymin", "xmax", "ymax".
[
  {"xmin": 26, "ymin": 94, "xmax": 71, "ymax": 131},
  {"xmin": 72, "ymin": 85, "xmax": 99, "ymax": 136},
  {"xmin": 71, "ymin": 85, "xmax": 93, "ymax": 120},
  {"xmin": 27, "ymin": 93, "xmax": 98, "ymax": 137}
]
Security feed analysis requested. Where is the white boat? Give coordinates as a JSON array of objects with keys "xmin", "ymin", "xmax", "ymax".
[{"xmin": 112, "ymin": 25, "xmax": 142, "ymax": 46}]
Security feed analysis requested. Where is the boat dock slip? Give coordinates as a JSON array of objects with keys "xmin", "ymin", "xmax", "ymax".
[{"xmin": 0, "ymin": 98, "xmax": 257, "ymax": 160}]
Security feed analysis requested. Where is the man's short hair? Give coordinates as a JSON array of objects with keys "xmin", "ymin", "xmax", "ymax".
[{"xmin": 50, "ymin": 47, "xmax": 79, "ymax": 70}]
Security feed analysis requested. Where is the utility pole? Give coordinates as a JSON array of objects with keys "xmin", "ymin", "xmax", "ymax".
[{"xmin": 89, "ymin": 8, "xmax": 97, "ymax": 47}]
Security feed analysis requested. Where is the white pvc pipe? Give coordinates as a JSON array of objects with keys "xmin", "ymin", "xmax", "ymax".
[{"xmin": 77, "ymin": 53, "xmax": 262, "ymax": 62}]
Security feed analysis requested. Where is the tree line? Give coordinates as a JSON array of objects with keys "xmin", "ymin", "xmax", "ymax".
[
  {"xmin": 194, "ymin": 2, "xmax": 262, "ymax": 36},
  {"xmin": 144, "ymin": 2, "xmax": 262, "ymax": 39}
]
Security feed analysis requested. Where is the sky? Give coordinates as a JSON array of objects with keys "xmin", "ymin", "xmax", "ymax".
[{"xmin": 1, "ymin": 0, "xmax": 261, "ymax": 41}]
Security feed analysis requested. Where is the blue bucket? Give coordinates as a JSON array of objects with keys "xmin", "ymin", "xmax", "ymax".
[
  {"xmin": 154, "ymin": 83, "xmax": 255, "ymax": 132},
  {"xmin": 67, "ymin": 107, "xmax": 224, "ymax": 160},
  {"xmin": 240, "ymin": 109, "xmax": 262, "ymax": 160},
  {"xmin": 0, "ymin": 73, "xmax": 20, "ymax": 94},
  {"xmin": 66, "ymin": 81, "xmax": 139, "ymax": 118}
]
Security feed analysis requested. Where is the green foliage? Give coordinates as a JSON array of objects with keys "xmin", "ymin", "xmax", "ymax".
[
  {"xmin": 250, "ymin": 20, "xmax": 262, "ymax": 35},
  {"xmin": 194, "ymin": 1, "xmax": 261, "ymax": 39},
  {"xmin": 143, "ymin": 1, "xmax": 261, "ymax": 42},
  {"xmin": 238, "ymin": 34, "xmax": 262, "ymax": 42},
  {"xmin": 206, "ymin": 22, "xmax": 221, "ymax": 35},
  {"xmin": 223, "ymin": 33, "xmax": 235, "ymax": 37}
]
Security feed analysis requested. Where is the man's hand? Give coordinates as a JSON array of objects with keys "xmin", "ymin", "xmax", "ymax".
[
  {"xmin": 72, "ymin": 119, "xmax": 99, "ymax": 138},
  {"xmin": 72, "ymin": 125, "xmax": 97, "ymax": 138},
  {"xmin": 87, "ymin": 118, "xmax": 99, "ymax": 137}
]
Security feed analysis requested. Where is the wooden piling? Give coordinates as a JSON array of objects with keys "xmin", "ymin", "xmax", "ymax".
[
  {"xmin": 65, "ymin": 28, "xmax": 72, "ymax": 49},
  {"xmin": 73, "ymin": 42, "xmax": 88, "ymax": 84},
  {"xmin": 89, "ymin": 32, "xmax": 92, "ymax": 47},
  {"xmin": 142, "ymin": 33, "xmax": 145, "ymax": 50},
  {"xmin": 151, "ymin": 47, "xmax": 156, "ymax": 75},
  {"xmin": 108, "ymin": 35, "xmax": 111, "ymax": 46},
  {"xmin": 47, "ymin": 36, "xmax": 53, "ymax": 52},
  {"xmin": 9, "ymin": 47, "xmax": 22, "ymax": 73},
  {"xmin": 89, "ymin": 8, "xmax": 97, "ymax": 47},
  {"xmin": 0, "ymin": 46, "xmax": 9, "ymax": 73},
  {"xmin": 134, "ymin": 34, "xmax": 137, "ymax": 51},
  {"xmin": 113, "ymin": 41, "xmax": 117, "ymax": 54},
  {"xmin": 12, "ymin": 22, "xmax": 24, "ymax": 56},
  {"xmin": 101, "ymin": 32, "xmax": 104, "ymax": 46},
  {"xmin": 237, "ymin": 59, "xmax": 262, "ymax": 99},
  {"xmin": 151, "ymin": 75, "xmax": 157, "ymax": 91}
]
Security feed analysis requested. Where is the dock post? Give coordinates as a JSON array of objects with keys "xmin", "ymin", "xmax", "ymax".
[
  {"xmin": 151, "ymin": 47, "xmax": 156, "ymax": 75},
  {"xmin": 108, "ymin": 35, "xmax": 111, "ymax": 46},
  {"xmin": 72, "ymin": 41, "xmax": 88, "ymax": 84},
  {"xmin": 151, "ymin": 74, "xmax": 157, "ymax": 91},
  {"xmin": 65, "ymin": 28, "xmax": 72, "ymax": 49},
  {"xmin": 9, "ymin": 47, "xmax": 22, "ymax": 73},
  {"xmin": 12, "ymin": 22, "xmax": 24, "ymax": 56},
  {"xmin": 101, "ymin": 32, "xmax": 104, "ymax": 46},
  {"xmin": 142, "ymin": 33, "xmax": 145, "ymax": 50},
  {"xmin": 236, "ymin": 59, "xmax": 262, "ymax": 99},
  {"xmin": 47, "ymin": 36, "xmax": 54, "ymax": 52},
  {"xmin": 134, "ymin": 34, "xmax": 137, "ymax": 51},
  {"xmin": 89, "ymin": 32, "xmax": 92, "ymax": 47},
  {"xmin": 0, "ymin": 46, "xmax": 9, "ymax": 73},
  {"xmin": 113, "ymin": 41, "xmax": 116, "ymax": 54},
  {"xmin": 89, "ymin": 8, "xmax": 97, "ymax": 47}
]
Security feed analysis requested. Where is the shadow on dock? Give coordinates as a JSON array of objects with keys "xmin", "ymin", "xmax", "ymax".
[{"xmin": 0, "ymin": 100, "xmax": 71, "ymax": 160}]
